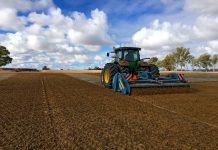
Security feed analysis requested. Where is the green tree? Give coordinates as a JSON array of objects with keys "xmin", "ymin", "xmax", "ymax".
[
  {"xmin": 210, "ymin": 54, "xmax": 218, "ymax": 72},
  {"xmin": 190, "ymin": 55, "xmax": 201, "ymax": 70},
  {"xmin": 148, "ymin": 57, "xmax": 158, "ymax": 64},
  {"xmin": 156, "ymin": 60, "xmax": 163, "ymax": 68},
  {"xmin": 0, "ymin": 45, "xmax": 13, "ymax": 67},
  {"xmin": 42, "ymin": 66, "xmax": 50, "ymax": 70},
  {"xmin": 198, "ymin": 54, "xmax": 212, "ymax": 71},
  {"xmin": 173, "ymin": 47, "xmax": 191, "ymax": 71},
  {"xmin": 161, "ymin": 54, "xmax": 176, "ymax": 71},
  {"xmin": 190, "ymin": 55, "xmax": 195, "ymax": 70}
]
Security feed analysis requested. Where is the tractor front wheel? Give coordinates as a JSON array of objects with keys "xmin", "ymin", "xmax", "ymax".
[{"xmin": 101, "ymin": 63, "xmax": 119, "ymax": 88}]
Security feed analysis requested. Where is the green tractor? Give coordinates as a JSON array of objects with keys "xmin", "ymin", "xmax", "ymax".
[{"xmin": 101, "ymin": 47, "xmax": 160, "ymax": 88}]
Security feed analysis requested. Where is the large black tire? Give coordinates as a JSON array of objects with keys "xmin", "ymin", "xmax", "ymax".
[
  {"xmin": 120, "ymin": 66, "xmax": 130, "ymax": 74},
  {"xmin": 149, "ymin": 64, "xmax": 160, "ymax": 77},
  {"xmin": 101, "ymin": 63, "xmax": 119, "ymax": 88}
]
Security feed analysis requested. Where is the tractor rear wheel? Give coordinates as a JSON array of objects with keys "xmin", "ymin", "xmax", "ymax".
[
  {"xmin": 101, "ymin": 63, "xmax": 119, "ymax": 88},
  {"xmin": 139, "ymin": 66, "xmax": 150, "ymax": 72},
  {"xmin": 149, "ymin": 64, "xmax": 160, "ymax": 77}
]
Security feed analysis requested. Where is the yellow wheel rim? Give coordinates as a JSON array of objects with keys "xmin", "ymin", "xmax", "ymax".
[{"xmin": 104, "ymin": 69, "xmax": 110, "ymax": 83}]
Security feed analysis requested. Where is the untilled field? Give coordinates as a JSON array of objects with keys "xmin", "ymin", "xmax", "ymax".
[
  {"xmin": 0, "ymin": 73, "xmax": 218, "ymax": 149},
  {"xmin": 0, "ymin": 73, "xmax": 15, "ymax": 81}
]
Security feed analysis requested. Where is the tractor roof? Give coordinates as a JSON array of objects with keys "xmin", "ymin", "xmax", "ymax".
[{"xmin": 114, "ymin": 47, "xmax": 141, "ymax": 51}]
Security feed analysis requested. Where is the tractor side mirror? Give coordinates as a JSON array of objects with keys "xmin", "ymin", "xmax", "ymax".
[{"xmin": 106, "ymin": 52, "xmax": 110, "ymax": 57}]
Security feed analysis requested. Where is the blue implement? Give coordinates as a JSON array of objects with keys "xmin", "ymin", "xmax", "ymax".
[
  {"xmin": 112, "ymin": 73, "xmax": 119, "ymax": 92},
  {"xmin": 112, "ymin": 73, "xmax": 131, "ymax": 95},
  {"xmin": 120, "ymin": 74, "xmax": 131, "ymax": 95},
  {"xmin": 110, "ymin": 71, "xmax": 190, "ymax": 95}
]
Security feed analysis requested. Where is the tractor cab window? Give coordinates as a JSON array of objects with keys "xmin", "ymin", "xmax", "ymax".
[
  {"xmin": 116, "ymin": 51, "xmax": 122, "ymax": 59},
  {"xmin": 124, "ymin": 50, "xmax": 139, "ymax": 61}
]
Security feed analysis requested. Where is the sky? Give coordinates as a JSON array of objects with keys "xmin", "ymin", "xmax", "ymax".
[{"xmin": 0, "ymin": 0, "xmax": 218, "ymax": 69}]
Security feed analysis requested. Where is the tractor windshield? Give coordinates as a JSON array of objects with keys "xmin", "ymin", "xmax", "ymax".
[{"xmin": 124, "ymin": 50, "xmax": 140, "ymax": 61}]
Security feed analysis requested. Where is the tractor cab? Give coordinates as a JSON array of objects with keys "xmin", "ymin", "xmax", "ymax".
[
  {"xmin": 106, "ymin": 47, "xmax": 142, "ymax": 73},
  {"xmin": 113, "ymin": 47, "xmax": 141, "ymax": 73},
  {"xmin": 114, "ymin": 47, "xmax": 141, "ymax": 62}
]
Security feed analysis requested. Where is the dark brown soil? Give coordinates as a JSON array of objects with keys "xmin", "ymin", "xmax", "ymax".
[
  {"xmin": 89, "ymin": 72, "xmax": 218, "ymax": 126},
  {"xmin": 132, "ymin": 83, "xmax": 218, "ymax": 126},
  {"xmin": 0, "ymin": 73, "xmax": 217, "ymax": 149}
]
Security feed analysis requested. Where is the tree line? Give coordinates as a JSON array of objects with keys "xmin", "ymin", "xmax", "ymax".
[{"xmin": 148, "ymin": 47, "xmax": 218, "ymax": 71}]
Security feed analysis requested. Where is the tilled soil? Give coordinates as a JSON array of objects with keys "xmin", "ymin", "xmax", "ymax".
[
  {"xmin": 0, "ymin": 73, "xmax": 217, "ymax": 149},
  {"xmin": 132, "ymin": 83, "xmax": 218, "ymax": 126},
  {"xmin": 88, "ymin": 73, "xmax": 218, "ymax": 126}
]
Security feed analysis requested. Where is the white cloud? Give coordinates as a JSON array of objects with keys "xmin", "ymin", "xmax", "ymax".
[
  {"xmin": 208, "ymin": 40, "xmax": 218, "ymax": 50},
  {"xmin": 194, "ymin": 15, "xmax": 218, "ymax": 40},
  {"xmin": 132, "ymin": 19, "xmax": 191, "ymax": 50},
  {"xmin": 57, "ymin": 44, "xmax": 84, "ymax": 54},
  {"xmin": 94, "ymin": 55, "xmax": 103, "ymax": 61},
  {"xmin": 0, "ymin": 8, "xmax": 26, "ymax": 31},
  {"xmin": 185, "ymin": 0, "xmax": 218, "ymax": 14},
  {"xmin": 28, "ymin": 8, "xmax": 73, "ymax": 30},
  {"xmin": 88, "ymin": 52, "xmax": 112, "ymax": 69},
  {"xmin": 68, "ymin": 9, "xmax": 112, "ymax": 46},
  {"xmin": 194, "ymin": 46, "xmax": 215, "ymax": 56},
  {"xmin": 194, "ymin": 40, "xmax": 218, "ymax": 56},
  {"xmin": 0, "ymin": 7, "xmax": 112, "ymax": 69},
  {"xmin": 132, "ymin": 13, "xmax": 218, "ymax": 58},
  {"xmin": 2, "ymin": 32, "xmax": 28, "ymax": 54},
  {"xmin": 0, "ymin": 0, "xmax": 53, "ymax": 31},
  {"xmin": 28, "ymin": 8, "xmax": 112, "ymax": 47},
  {"xmin": 0, "ymin": 0, "xmax": 54, "ymax": 11}
]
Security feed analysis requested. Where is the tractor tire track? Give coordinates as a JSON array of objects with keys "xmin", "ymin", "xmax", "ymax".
[{"xmin": 41, "ymin": 77, "xmax": 59, "ymax": 148}]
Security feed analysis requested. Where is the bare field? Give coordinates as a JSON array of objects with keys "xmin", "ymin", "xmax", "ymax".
[
  {"xmin": 0, "ymin": 73, "xmax": 15, "ymax": 81},
  {"xmin": 41, "ymin": 70, "xmax": 101, "ymax": 74},
  {"xmin": 132, "ymin": 84, "xmax": 218, "ymax": 126},
  {"xmin": 0, "ymin": 73, "xmax": 217, "ymax": 149},
  {"xmin": 0, "ymin": 70, "xmax": 15, "ymax": 73}
]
